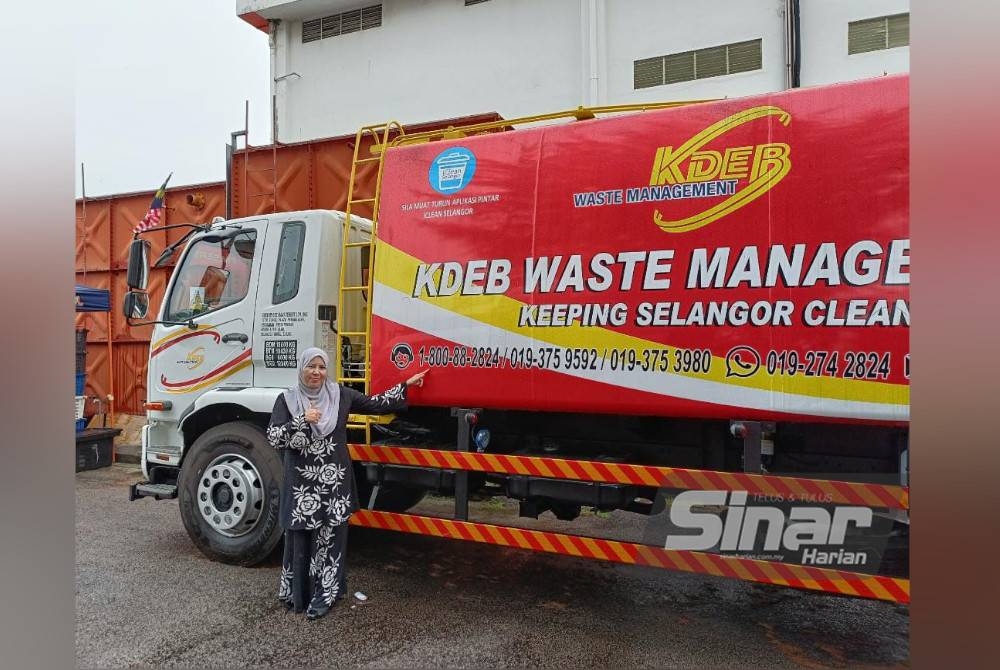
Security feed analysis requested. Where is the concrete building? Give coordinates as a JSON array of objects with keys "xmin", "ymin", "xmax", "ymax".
[{"xmin": 236, "ymin": 0, "xmax": 909, "ymax": 143}]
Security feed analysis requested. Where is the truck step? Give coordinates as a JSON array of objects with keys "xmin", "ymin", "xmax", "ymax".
[{"xmin": 129, "ymin": 482, "xmax": 178, "ymax": 501}]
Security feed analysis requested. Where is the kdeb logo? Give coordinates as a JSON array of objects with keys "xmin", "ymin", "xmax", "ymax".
[
  {"xmin": 429, "ymin": 147, "xmax": 476, "ymax": 195},
  {"xmin": 647, "ymin": 106, "xmax": 792, "ymax": 233}
]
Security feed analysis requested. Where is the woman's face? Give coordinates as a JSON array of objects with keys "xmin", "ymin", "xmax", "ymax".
[{"xmin": 301, "ymin": 356, "xmax": 328, "ymax": 389}]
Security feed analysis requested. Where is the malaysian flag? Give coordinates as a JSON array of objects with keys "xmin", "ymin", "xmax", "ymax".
[{"xmin": 133, "ymin": 173, "xmax": 172, "ymax": 234}]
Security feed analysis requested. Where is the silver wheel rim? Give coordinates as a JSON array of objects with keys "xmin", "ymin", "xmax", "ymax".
[{"xmin": 196, "ymin": 452, "xmax": 264, "ymax": 538}]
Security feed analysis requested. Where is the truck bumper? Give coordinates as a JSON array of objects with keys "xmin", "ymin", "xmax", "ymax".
[{"xmin": 143, "ymin": 421, "xmax": 182, "ymax": 473}]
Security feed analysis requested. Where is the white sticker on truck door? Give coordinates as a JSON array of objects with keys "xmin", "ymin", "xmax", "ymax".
[{"xmin": 260, "ymin": 311, "xmax": 308, "ymax": 337}]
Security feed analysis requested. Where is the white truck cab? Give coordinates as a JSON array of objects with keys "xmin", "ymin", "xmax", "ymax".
[{"xmin": 125, "ymin": 209, "xmax": 374, "ymax": 563}]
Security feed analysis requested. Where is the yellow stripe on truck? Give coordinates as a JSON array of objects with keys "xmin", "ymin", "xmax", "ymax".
[{"xmin": 373, "ymin": 240, "xmax": 908, "ymax": 406}]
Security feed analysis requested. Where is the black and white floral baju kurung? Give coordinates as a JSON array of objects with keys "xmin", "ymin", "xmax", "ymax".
[{"xmin": 267, "ymin": 382, "xmax": 407, "ymax": 613}]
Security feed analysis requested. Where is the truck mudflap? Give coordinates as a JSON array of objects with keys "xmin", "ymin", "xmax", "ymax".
[{"xmin": 347, "ymin": 436, "xmax": 910, "ymax": 604}]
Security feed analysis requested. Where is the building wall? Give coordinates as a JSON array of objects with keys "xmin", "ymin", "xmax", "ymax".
[
  {"xmin": 254, "ymin": 0, "xmax": 909, "ymax": 144},
  {"xmin": 273, "ymin": 0, "xmax": 584, "ymax": 142},
  {"xmin": 605, "ymin": 0, "xmax": 786, "ymax": 105},
  {"xmin": 799, "ymin": 0, "xmax": 910, "ymax": 87}
]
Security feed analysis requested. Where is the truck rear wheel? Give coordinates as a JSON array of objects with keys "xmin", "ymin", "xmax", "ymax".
[{"xmin": 177, "ymin": 422, "xmax": 283, "ymax": 566}]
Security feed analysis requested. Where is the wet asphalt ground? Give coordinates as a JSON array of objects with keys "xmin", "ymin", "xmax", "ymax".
[{"xmin": 76, "ymin": 464, "xmax": 908, "ymax": 669}]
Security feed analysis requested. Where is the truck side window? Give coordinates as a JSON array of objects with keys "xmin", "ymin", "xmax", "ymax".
[
  {"xmin": 165, "ymin": 231, "xmax": 257, "ymax": 321},
  {"xmin": 273, "ymin": 222, "xmax": 305, "ymax": 305}
]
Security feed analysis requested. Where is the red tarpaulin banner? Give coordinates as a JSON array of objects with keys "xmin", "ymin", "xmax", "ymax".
[{"xmin": 371, "ymin": 75, "xmax": 909, "ymax": 424}]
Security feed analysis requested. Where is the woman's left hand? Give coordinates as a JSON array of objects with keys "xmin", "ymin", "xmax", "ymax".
[{"xmin": 405, "ymin": 370, "xmax": 428, "ymax": 387}]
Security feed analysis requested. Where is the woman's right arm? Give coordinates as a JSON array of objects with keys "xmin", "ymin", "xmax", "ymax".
[{"xmin": 266, "ymin": 395, "xmax": 310, "ymax": 452}]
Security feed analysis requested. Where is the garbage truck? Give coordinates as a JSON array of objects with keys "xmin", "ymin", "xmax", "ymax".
[{"xmin": 124, "ymin": 74, "xmax": 909, "ymax": 603}]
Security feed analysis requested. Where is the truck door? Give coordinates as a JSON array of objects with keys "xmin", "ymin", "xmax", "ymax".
[
  {"xmin": 252, "ymin": 217, "xmax": 317, "ymax": 389},
  {"xmin": 151, "ymin": 223, "xmax": 265, "ymax": 399}
]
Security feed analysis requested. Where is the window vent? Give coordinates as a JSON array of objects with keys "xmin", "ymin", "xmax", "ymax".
[
  {"xmin": 302, "ymin": 4, "xmax": 382, "ymax": 44},
  {"xmin": 302, "ymin": 18, "xmax": 322, "ymax": 43},
  {"xmin": 361, "ymin": 4, "xmax": 382, "ymax": 29},
  {"xmin": 633, "ymin": 57, "xmax": 664, "ymax": 89},
  {"xmin": 342, "ymin": 8, "xmax": 362, "ymax": 34},
  {"xmin": 634, "ymin": 39, "xmax": 762, "ymax": 90},
  {"xmin": 848, "ymin": 13, "xmax": 909, "ymax": 54}
]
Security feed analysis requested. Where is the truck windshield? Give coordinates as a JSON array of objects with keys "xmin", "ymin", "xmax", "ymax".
[{"xmin": 164, "ymin": 231, "xmax": 256, "ymax": 322}]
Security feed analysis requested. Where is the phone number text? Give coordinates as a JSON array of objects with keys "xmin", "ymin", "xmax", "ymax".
[{"xmin": 417, "ymin": 346, "xmax": 713, "ymax": 374}]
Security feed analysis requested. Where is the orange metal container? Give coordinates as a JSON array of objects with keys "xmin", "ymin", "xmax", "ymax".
[{"xmin": 74, "ymin": 113, "xmax": 502, "ymax": 414}]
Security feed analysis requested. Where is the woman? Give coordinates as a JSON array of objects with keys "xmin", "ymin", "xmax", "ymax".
[{"xmin": 267, "ymin": 346, "xmax": 427, "ymax": 620}]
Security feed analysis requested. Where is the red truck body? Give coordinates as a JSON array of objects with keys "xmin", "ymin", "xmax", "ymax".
[{"xmin": 371, "ymin": 75, "xmax": 909, "ymax": 425}]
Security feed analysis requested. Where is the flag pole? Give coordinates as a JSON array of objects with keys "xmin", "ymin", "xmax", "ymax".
[
  {"xmin": 80, "ymin": 162, "xmax": 87, "ymax": 277},
  {"xmin": 105, "ymin": 162, "xmax": 113, "ymax": 440},
  {"xmin": 102, "ymin": 163, "xmax": 114, "ymax": 440}
]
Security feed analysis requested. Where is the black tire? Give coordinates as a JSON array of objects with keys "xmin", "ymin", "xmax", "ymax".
[{"xmin": 177, "ymin": 421, "xmax": 283, "ymax": 566}]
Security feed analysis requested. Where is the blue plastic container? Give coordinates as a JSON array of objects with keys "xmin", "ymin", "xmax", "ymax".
[
  {"xmin": 76, "ymin": 372, "xmax": 86, "ymax": 395},
  {"xmin": 76, "ymin": 418, "xmax": 87, "ymax": 432}
]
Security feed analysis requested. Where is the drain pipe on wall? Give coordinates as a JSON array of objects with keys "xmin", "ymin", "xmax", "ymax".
[
  {"xmin": 784, "ymin": 0, "xmax": 801, "ymax": 88},
  {"xmin": 583, "ymin": 0, "xmax": 606, "ymax": 106},
  {"xmin": 269, "ymin": 20, "xmax": 281, "ymax": 143}
]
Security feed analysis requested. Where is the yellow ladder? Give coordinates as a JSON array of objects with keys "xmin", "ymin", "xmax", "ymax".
[{"xmin": 336, "ymin": 121, "xmax": 405, "ymax": 445}]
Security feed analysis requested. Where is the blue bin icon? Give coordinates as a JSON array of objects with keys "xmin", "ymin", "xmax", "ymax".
[{"xmin": 430, "ymin": 148, "xmax": 476, "ymax": 194}]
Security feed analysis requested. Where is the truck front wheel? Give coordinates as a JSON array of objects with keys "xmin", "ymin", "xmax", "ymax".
[{"xmin": 177, "ymin": 422, "xmax": 283, "ymax": 566}]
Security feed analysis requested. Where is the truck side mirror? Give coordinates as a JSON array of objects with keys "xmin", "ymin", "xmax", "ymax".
[
  {"xmin": 127, "ymin": 239, "xmax": 151, "ymax": 290},
  {"xmin": 124, "ymin": 290, "xmax": 149, "ymax": 320}
]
